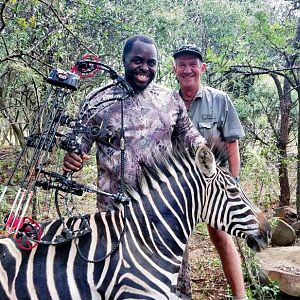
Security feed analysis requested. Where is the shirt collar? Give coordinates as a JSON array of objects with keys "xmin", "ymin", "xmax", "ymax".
[
  {"xmin": 194, "ymin": 85, "xmax": 204, "ymax": 100},
  {"xmin": 178, "ymin": 85, "xmax": 204, "ymax": 102}
]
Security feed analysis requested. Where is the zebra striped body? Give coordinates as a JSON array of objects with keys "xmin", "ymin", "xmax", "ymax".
[{"xmin": 0, "ymin": 145, "xmax": 270, "ymax": 299}]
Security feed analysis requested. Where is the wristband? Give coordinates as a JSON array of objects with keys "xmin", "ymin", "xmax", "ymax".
[{"xmin": 232, "ymin": 296, "xmax": 248, "ymax": 300}]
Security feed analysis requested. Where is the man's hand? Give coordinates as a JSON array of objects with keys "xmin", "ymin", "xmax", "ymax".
[{"xmin": 63, "ymin": 152, "xmax": 90, "ymax": 172}]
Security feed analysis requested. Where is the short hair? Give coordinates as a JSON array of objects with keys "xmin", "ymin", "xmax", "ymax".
[{"xmin": 122, "ymin": 35, "xmax": 157, "ymax": 61}]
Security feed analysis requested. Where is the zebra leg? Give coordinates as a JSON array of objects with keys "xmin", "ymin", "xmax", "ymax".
[{"xmin": 176, "ymin": 244, "xmax": 192, "ymax": 300}]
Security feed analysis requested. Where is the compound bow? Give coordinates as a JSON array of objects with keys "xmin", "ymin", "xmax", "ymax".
[{"xmin": 0, "ymin": 56, "xmax": 133, "ymax": 252}]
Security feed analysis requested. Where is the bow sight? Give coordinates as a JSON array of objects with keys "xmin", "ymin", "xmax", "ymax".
[{"xmin": 0, "ymin": 57, "xmax": 132, "ymax": 250}]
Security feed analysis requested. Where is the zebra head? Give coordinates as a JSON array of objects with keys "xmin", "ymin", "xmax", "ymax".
[
  {"xmin": 194, "ymin": 144, "xmax": 271, "ymax": 251},
  {"xmin": 131, "ymin": 143, "xmax": 271, "ymax": 255}
]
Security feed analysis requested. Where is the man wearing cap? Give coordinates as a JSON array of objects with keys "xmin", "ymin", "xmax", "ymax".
[{"xmin": 173, "ymin": 45, "xmax": 247, "ymax": 300}]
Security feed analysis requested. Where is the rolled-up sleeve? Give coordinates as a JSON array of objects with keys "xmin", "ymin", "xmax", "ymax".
[{"xmin": 222, "ymin": 95, "xmax": 245, "ymax": 141}]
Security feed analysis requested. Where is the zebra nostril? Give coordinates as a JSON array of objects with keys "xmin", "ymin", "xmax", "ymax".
[
  {"xmin": 246, "ymin": 236, "xmax": 260, "ymax": 252},
  {"xmin": 246, "ymin": 232, "xmax": 269, "ymax": 252}
]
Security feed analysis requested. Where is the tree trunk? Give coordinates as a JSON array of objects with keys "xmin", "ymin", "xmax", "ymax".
[
  {"xmin": 0, "ymin": 70, "xmax": 25, "ymax": 148},
  {"xmin": 296, "ymin": 89, "xmax": 300, "ymax": 219},
  {"xmin": 271, "ymin": 75, "xmax": 291, "ymax": 206},
  {"xmin": 293, "ymin": 17, "xmax": 300, "ymax": 218},
  {"xmin": 278, "ymin": 77, "xmax": 291, "ymax": 206}
]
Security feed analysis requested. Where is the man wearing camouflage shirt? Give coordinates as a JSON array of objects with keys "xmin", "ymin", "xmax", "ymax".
[{"xmin": 63, "ymin": 35, "xmax": 205, "ymax": 212}]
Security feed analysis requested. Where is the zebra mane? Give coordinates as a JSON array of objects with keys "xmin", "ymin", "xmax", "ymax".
[
  {"xmin": 132, "ymin": 137, "xmax": 228, "ymax": 193},
  {"xmin": 205, "ymin": 136, "xmax": 228, "ymax": 167}
]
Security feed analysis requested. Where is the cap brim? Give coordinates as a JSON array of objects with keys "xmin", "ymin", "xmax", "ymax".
[{"xmin": 173, "ymin": 50, "xmax": 203, "ymax": 60}]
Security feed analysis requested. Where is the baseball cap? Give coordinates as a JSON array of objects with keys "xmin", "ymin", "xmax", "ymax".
[{"xmin": 173, "ymin": 45, "xmax": 203, "ymax": 61}]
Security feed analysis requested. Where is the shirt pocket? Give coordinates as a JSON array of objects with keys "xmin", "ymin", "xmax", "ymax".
[
  {"xmin": 198, "ymin": 122, "xmax": 215, "ymax": 129},
  {"xmin": 198, "ymin": 121, "xmax": 221, "ymax": 140}
]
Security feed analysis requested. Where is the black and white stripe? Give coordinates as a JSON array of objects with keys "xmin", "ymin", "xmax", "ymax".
[{"xmin": 0, "ymin": 145, "xmax": 270, "ymax": 299}]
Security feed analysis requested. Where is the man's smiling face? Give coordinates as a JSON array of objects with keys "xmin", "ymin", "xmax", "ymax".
[
  {"xmin": 174, "ymin": 54, "xmax": 206, "ymax": 91},
  {"xmin": 123, "ymin": 40, "xmax": 157, "ymax": 92}
]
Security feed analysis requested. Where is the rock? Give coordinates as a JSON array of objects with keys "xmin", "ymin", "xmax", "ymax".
[
  {"xmin": 274, "ymin": 207, "xmax": 297, "ymax": 225},
  {"xmin": 271, "ymin": 219, "xmax": 296, "ymax": 246},
  {"xmin": 257, "ymin": 246, "xmax": 300, "ymax": 297},
  {"xmin": 291, "ymin": 221, "xmax": 300, "ymax": 237}
]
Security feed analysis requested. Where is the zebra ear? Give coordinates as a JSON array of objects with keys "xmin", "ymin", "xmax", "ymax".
[{"xmin": 195, "ymin": 145, "xmax": 217, "ymax": 177}]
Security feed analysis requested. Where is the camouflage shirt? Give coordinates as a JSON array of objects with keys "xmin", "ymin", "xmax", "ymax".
[{"xmin": 79, "ymin": 83, "xmax": 205, "ymax": 211}]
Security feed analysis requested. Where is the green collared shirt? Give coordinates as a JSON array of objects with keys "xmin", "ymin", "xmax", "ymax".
[{"xmin": 177, "ymin": 86, "xmax": 245, "ymax": 142}]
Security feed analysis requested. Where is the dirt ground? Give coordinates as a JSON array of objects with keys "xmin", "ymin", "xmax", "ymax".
[
  {"xmin": 189, "ymin": 227, "xmax": 230, "ymax": 300},
  {"xmin": 189, "ymin": 227, "xmax": 300, "ymax": 300}
]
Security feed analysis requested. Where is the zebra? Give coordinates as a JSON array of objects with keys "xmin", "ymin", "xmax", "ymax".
[{"xmin": 0, "ymin": 144, "xmax": 270, "ymax": 300}]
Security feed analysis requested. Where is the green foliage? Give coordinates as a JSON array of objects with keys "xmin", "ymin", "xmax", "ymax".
[
  {"xmin": 242, "ymin": 143, "xmax": 280, "ymax": 209},
  {"xmin": 268, "ymin": 217, "xmax": 280, "ymax": 230},
  {"xmin": 233, "ymin": 75, "xmax": 281, "ymax": 140},
  {"xmin": 195, "ymin": 222, "xmax": 209, "ymax": 237},
  {"xmin": 246, "ymin": 282, "xmax": 280, "ymax": 300},
  {"xmin": 240, "ymin": 241, "xmax": 280, "ymax": 300},
  {"xmin": 0, "ymin": 0, "xmax": 299, "ymax": 210}
]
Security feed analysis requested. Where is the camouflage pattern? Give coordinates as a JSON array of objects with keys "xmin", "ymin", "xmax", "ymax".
[{"xmin": 79, "ymin": 83, "xmax": 205, "ymax": 211}]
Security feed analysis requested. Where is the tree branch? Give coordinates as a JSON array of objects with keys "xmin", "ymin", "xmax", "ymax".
[
  {"xmin": 244, "ymin": 122, "xmax": 270, "ymax": 147},
  {"xmin": 38, "ymin": 0, "xmax": 95, "ymax": 54},
  {"xmin": 227, "ymin": 64, "xmax": 299, "ymax": 89},
  {"xmin": 0, "ymin": 0, "xmax": 9, "ymax": 34},
  {"xmin": 228, "ymin": 64, "xmax": 300, "ymax": 76}
]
